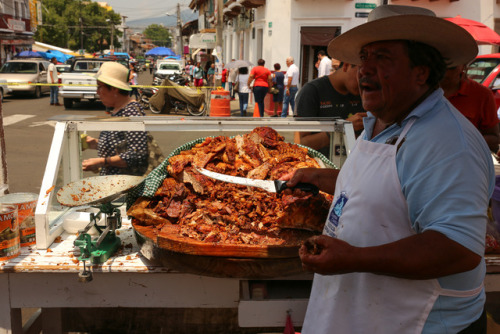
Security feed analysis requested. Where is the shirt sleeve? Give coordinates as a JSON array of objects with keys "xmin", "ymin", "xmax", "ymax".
[
  {"xmin": 479, "ymin": 87, "xmax": 500, "ymax": 131},
  {"xmin": 296, "ymin": 83, "xmax": 320, "ymax": 117}
]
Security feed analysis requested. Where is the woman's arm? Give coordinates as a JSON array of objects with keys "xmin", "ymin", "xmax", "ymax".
[
  {"xmin": 82, "ymin": 155, "xmax": 127, "ymax": 173},
  {"xmin": 247, "ymin": 73, "xmax": 254, "ymax": 87}
]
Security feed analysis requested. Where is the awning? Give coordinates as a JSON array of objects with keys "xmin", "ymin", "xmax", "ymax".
[
  {"xmin": 300, "ymin": 27, "xmax": 339, "ymax": 46},
  {"xmin": 192, "ymin": 48, "xmax": 202, "ymax": 57},
  {"xmin": 239, "ymin": 0, "xmax": 265, "ymax": 9},
  {"xmin": 189, "ymin": 33, "xmax": 216, "ymax": 49}
]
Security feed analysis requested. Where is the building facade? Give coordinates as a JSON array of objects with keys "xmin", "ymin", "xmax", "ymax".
[
  {"xmin": 189, "ymin": 0, "xmax": 500, "ymax": 87},
  {"xmin": 0, "ymin": 0, "xmax": 36, "ymax": 65}
]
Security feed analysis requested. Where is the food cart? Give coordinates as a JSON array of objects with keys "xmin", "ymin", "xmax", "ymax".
[{"xmin": 0, "ymin": 117, "xmax": 356, "ymax": 333}]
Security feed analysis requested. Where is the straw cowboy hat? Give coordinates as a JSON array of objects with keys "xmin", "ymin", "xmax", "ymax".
[
  {"xmin": 94, "ymin": 62, "xmax": 131, "ymax": 91},
  {"xmin": 328, "ymin": 5, "xmax": 478, "ymax": 67}
]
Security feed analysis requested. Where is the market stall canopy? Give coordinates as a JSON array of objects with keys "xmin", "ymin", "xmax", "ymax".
[
  {"xmin": 164, "ymin": 55, "xmax": 181, "ymax": 60},
  {"xmin": 15, "ymin": 50, "xmax": 43, "ymax": 58},
  {"xmin": 40, "ymin": 49, "xmax": 74, "ymax": 63},
  {"xmin": 189, "ymin": 33, "xmax": 216, "ymax": 49},
  {"xmin": 32, "ymin": 41, "xmax": 93, "ymax": 58},
  {"xmin": 445, "ymin": 16, "xmax": 500, "ymax": 45},
  {"xmin": 145, "ymin": 47, "xmax": 175, "ymax": 56},
  {"xmin": 104, "ymin": 51, "xmax": 130, "ymax": 59}
]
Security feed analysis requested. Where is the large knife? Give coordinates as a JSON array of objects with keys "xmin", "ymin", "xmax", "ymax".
[{"xmin": 196, "ymin": 167, "xmax": 319, "ymax": 195}]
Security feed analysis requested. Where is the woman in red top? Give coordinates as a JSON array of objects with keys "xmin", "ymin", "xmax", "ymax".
[
  {"xmin": 248, "ymin": 59, "xmax": 273, "ymax": 117},
  {"xmin": 221, "ymin": 65, "xmax": 227, "ymax": 90}
]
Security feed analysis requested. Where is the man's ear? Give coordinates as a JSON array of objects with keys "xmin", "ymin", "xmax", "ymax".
[{"xmin": 414, "ymin": 65, "xmax": 430, "ymax": 85}]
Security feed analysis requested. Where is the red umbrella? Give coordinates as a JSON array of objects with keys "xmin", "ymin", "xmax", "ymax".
[{"xmin": 445, "ymin": 15, "xmax": 500, "ymax": 45}]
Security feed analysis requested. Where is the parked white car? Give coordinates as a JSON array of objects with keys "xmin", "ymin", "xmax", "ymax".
[
  {"xmin": 0, "ymin": 59, "xmax": 51, "ymax": 98},
  {"xmin": 0, "ymin": 79, "xmax": 12, "ymax": 101},
  {"xmin": 153, "ymin": 60, "xmax": 183, "ymax": 83}
]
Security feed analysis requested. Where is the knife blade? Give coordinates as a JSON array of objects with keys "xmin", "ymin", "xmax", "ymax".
[{"xmin": 196, "ymin": 167, "xmax": 319, "ymax": 195}]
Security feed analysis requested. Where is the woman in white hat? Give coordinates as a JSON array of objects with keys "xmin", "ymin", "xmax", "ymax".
[{"xmin": 82, "ymin": 62, "xmax": 148, "ymax": 175}]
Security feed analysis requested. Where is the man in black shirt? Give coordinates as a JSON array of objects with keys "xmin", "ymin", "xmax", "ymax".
[{"xmin": 295, "ymin": 63, "xmax": 366, "ymax": 156}]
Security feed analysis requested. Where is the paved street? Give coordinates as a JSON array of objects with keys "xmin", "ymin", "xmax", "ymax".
[{"xmin": 1, "ymin": 71, "xmax": 256, "ymax": 195}]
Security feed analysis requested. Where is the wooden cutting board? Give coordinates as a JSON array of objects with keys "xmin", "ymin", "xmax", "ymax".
[
  {"xmin": 132, "ymin": 220, "xmax": 308, "ymax": 278},
  {"xmin": 156, "ymin": 222, "xmax": 315, "ymax": 259}
]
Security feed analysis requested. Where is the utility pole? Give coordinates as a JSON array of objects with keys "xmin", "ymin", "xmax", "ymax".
[
  {"xmin": 110, "ymin": 24, "xmax": 114, "ymax": 52},
  {"xmin": 80, "ymin": 17, "xmax": 84, "ymax": 51},
  {"xmin": 215, "ymin": 0, "xmax": 223, "ymax": 86},
  {"xmin": 177, "ymin": 3, "xmax": 183, "ymax": 56},
  {"xmin": 122, "ymin": 16, "xmax": 128, "ymax": 53}
]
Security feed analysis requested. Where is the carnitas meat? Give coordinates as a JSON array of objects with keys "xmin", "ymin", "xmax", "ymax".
[{"xmin": 128, "ymin": 127, "xmax": 333, "ymax": 246}]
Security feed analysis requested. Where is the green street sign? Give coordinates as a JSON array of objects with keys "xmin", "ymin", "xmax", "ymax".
[
  {"xmin": 268, "ymin": 22, "xmax": 272, "ymax": 28},
  {"xmin": 355, "ymin": 3, "xmax": 376, "ymax": 9}
]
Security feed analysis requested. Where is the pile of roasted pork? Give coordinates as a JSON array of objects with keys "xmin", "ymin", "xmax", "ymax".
[{"xmin": 128, "ymin": 127, "xmax": 333, "ymax": 246}]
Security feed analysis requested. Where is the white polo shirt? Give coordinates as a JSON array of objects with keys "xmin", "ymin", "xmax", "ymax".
[{"xmin": 285, "ymin": 63, "xmax": 299, "ymax": 86}]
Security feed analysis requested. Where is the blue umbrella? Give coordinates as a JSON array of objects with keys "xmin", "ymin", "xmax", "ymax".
[
  {"xmin": 15, "ymin": 50, "xmax": 43, "ymax": 58},
  {"xmin": 145, "ymin": 47, "xmax": 175, "ymax": 56}
]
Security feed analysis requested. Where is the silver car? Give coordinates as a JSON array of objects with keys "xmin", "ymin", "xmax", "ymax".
[{"xmin": 0, "ymin": 59, "xmax": 51, "ymax": 98}]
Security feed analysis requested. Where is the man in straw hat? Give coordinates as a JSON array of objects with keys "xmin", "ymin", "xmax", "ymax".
[{"xmin": 285, "ymin": 5, "xmax": 493, "ymax": 333}]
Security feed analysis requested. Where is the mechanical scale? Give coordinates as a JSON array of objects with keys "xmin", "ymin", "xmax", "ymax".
[{"xmin": 57, "ymin": 175, "xmax": 144, "ymax": 282}]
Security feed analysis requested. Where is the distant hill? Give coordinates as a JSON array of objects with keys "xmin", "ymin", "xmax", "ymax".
[{"xmin": 127, "ymin": 9, "xmax": 198, "ymax": 32}]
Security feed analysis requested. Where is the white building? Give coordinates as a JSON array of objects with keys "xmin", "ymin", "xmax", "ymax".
[{"xmin": 189, "ymin": 0, "xmax": 500, "ymax": 86}]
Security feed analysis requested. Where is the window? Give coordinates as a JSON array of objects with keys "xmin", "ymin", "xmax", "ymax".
[
  {"xmin": 0, "ymin": 62, "xmax": 37, "ymax": 74},
  {"xmin": 466, "ymin": 59, "xmax": 500, "ymax": 84}
]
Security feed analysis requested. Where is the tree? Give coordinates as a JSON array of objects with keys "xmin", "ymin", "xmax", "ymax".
[
  {"xmin": 143, "ymin": 24, "xmax": 172, "ymax": 47},
  {"xmin": 34, "ymin": 0, "xmax": 123, "ymax": 53}
]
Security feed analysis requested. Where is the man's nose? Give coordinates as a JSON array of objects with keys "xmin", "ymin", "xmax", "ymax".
[{"xmin": 358, "ymin": 60, "xmax": 375, "ymax": 77}]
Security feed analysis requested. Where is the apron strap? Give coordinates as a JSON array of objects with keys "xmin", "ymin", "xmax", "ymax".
[
  {"xmin": 439, "ymin": 282, "xmax": 484, "ymax": 298},
  {"xmin": 395, "ymin": 117, "xmax": 417, "ymax": 147}
]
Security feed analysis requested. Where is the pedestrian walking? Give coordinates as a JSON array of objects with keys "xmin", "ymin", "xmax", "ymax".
[
  {"xmin": 236, "ymin": 67, "xmax": 250, "ymax": 117},
  {"xmin": 281, "ymin": 57, "xmax": 300, "ymax": 117},
  {"xmin": 193, "ymin": 62, "xmax": 204, "ymax": 90},
  {"xmin": 207, "ymin": 63, "xmax": 215, "ymax": 87},
  {"xmin": 48, "ymin": 57, "xmax": 61, "ymax": 106},
  {"xmin": 247, "ymin": 59, "xmax": 272, "ymax": 117},
  {"xmin": 317, "ymin": 50, "xmax": 332, "ymax": 77},
  {"xmin": 228, "ymin": 60, "xmax": 238, "ymax": 100},
  {"xmin": 129, "ymin": 62, "xmax": 140, "ymax": 101},
  {"xmin": 221, "ymin": 64, "xmax": 227, "ymax": 90},
  {"xmin": 271, "ymin": 63, "xmax": 284, "ymax": 117}
]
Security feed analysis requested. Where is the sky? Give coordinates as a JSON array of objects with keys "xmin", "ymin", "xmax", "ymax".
[{"xmin": 102, "ymin": 0, "xmax": 193, "ymax": 23}]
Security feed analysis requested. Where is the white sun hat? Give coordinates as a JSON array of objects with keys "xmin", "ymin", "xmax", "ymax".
[{"xmin": 94, "ymin": 62, "xmax": 131, "ymax": 91}]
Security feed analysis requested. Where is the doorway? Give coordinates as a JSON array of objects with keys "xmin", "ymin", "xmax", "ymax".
[{"xmin": 300, "ymin": 26, "xmax": 340, "ymax": 86}]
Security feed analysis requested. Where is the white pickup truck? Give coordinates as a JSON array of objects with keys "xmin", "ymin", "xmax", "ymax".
[{"xmin": 58, "ymin": 58, "xmax": 116, "ymax": 109}]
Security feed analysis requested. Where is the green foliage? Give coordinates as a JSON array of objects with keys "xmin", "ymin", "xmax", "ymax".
[
  {"xmin": 34, "ymin": 0, "xmax": 123, "ymax": 53},
  {"xmin": 143, "ymin": 24, "xmax": 172, "ymax": 47}
]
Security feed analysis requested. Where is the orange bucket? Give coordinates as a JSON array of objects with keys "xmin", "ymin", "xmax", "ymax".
[{"xmin": 210, "ymin": 90, "xmax": 231, "ymax": 117}]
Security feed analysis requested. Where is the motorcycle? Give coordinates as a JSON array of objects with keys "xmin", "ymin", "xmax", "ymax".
[
  {"xmin": 149, "ymin": 78, "xmax": 206, "ymax": 116},
  {"xmin": 153, "ymin": 73, "xmax": 190, "ymax": 87},
  {"xmin": 138, "ymin": 86, "xmax": 157, "ymax": 110}
]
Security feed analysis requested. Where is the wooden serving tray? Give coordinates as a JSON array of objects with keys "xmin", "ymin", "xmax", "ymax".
[
  {"xmin": 156, "ymin": 223, "xmax": 315, "ymax": 259},
  {"xmin": 132, "ymin": 220, "xmax": 309, "ymax": 278}
]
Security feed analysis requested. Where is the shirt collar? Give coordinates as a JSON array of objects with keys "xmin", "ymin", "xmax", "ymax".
[
  {"xmin": 448, "ymin": 78, "xmax": 469, "ymax": 98},
  {"xmin": 362, "ymin": 88, "xmax": 444, "ymax": 138}
]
